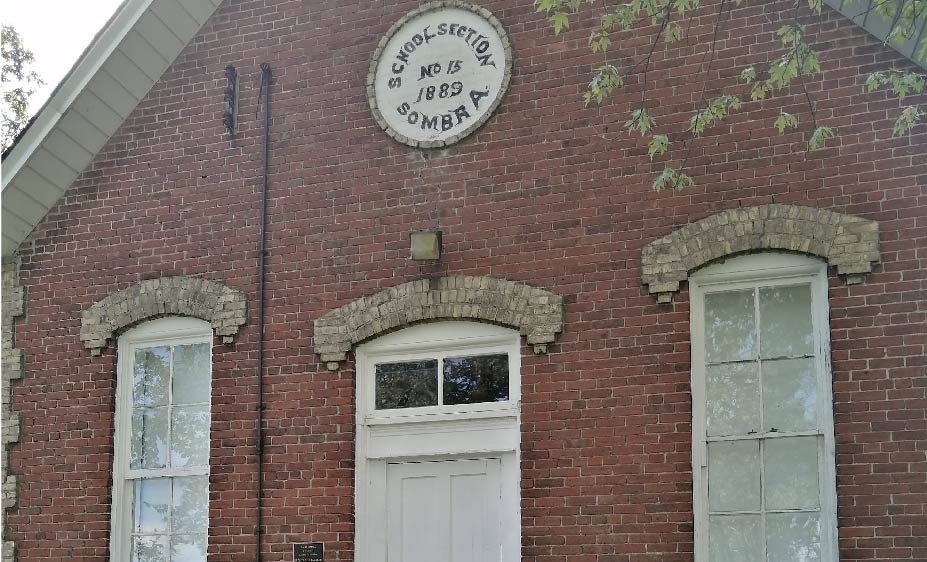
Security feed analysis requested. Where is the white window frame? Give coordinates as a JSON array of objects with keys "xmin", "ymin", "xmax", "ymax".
[
  {"xmin": 110, "ymin": 316, "xmax": 212, "ymax": 562},
  {"xmin": 690, "ymin": 253, "xmax": 838, "ymax": 562},
  {"xmin": 354, "ymin": 321, "xmax": 522, "ymax": 562}
]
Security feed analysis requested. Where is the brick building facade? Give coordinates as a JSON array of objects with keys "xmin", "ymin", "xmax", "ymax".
[{"xmin": 1, "ymin": 1, "xmax": 925, "ymax": 561}]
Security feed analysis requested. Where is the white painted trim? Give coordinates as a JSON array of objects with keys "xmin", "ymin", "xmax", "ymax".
[
  {"xmin": 110, "ymin": 316, "xmax": 212, "ymax": 562},
  {"xmin": 2, "ymin": 0, "xmax": 156, "ymax": 186},
  {"xmin": 354, "ymin": 321, "xmax": 522, "ymax": 562},
  {"xmin": 690, "ymin": 253, "xmax": 838, "ymax": 562}
]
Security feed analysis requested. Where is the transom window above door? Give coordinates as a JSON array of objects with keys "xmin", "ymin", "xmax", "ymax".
[
  {"xmin": 359, "ymin": 322, "xmax": 520, "ymax": 421},
  {"xmin": 375, "ymin": 353, "xmax": 510, "ymax": 409}
]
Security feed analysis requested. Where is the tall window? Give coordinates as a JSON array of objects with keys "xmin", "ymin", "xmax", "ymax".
[
  {"xmin": 111, "ymin": 317, "xmax": 212, "ymax": 562},
  {"xmin": 690, "ymin": 254, "xmax": 838, "ymax": 562}
]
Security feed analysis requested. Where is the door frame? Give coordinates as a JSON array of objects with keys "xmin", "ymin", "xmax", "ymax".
[{"xmin": 354, "ymin": 322, "xmax": 522, "ymax": 562}]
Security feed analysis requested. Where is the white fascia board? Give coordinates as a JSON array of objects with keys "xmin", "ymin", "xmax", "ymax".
[
  {"xmin": 1, "ymin": 0, "xmax": 157, "ymax": 187},
  {"xmin": 824, "ymin": 0, "xmax": 927, "ymax": 70}
]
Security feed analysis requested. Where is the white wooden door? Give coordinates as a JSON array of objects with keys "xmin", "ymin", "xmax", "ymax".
[{"xmin": 385, "ymin": 458, "xmax": 503, "ymax": 562}]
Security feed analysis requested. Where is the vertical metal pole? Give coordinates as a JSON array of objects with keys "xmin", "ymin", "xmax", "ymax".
[{"xmin": 256, "ymin": 62, "xmax": 271, "ymax": 562}]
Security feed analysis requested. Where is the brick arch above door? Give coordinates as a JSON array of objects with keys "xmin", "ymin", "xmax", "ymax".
[
  {"xmin": 313, "ymin": 276, "xmax": 564, "ymax": 370},
  {"xmin": 641, "ymin": 204, "xmax": 881, "ymax": 303}
]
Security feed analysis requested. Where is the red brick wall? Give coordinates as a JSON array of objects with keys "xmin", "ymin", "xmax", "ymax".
[{"xmin": 7, "ymin": 0, "xmax": 926, "ymax": 560}]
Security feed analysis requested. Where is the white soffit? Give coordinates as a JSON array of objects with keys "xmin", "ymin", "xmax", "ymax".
[{"xmin": 0, "ymin": 0, "xmax": 222, "ymax": 256}]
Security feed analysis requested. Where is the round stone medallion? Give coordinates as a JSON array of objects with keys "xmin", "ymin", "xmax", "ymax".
[{"xmin": 367, "ymin": 2, "xmax": 512, "ymax": 148}]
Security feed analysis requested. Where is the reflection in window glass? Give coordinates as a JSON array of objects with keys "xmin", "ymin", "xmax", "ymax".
[
  {"xmin": 133, "ymin": 478, "xmax": 169, "ymax": 533},
  {"xmin": 759, "ymin": 285, "xmax": 813, "ymax": 359},
  {"xmin": 172, "ymin": 344, "xmax": 210, "ymax": 404},
  {"xmin": 375, "ymin": 360, "xmax": 438, "ymax": 409},
  {"xmin": 131, "ymin": 476, "xmax": 208, "ymax": 562},
  {"xmin": 698, "ymin": 275, "xmax": 829, "ymax": 562},
  {"xmin": 705, "ymin": 362, "xmax": 760, "ymax": 437},
  {"xmin": 131, "ymin": 408, "xmax": 169, "ymax": 469},
  {"xmin": 134, "ymin": 347, "xmax": 170, "ymax": 407},
  {"xmin": 171, "ymin": 534, "xmax": 207, "ymax": 562},
  {"xmin": 171, "ymin": 406, "xmax": 210, "ymax": 467},
  {"xmin": 132, "ymin": 535, "xmax": 167, "ymax": 562},
  {"xmin": 125, "ymin": 337, "xmax": 211, "ymax": 562},
  {"xmin": 762, "ymin": 358, "xmax": 817, "ymax": 432},
  {"xmin": 172, "ymin": 475, "xmax": 209, "ymax": 531},
  {"xmin": 443, "ymin": 354, "xmax": 509, "ymax": 405},
  {"xmin": 709, "ymin": 514, "xmax": 762, "ymax": 562},
  {"xmin": 766, "ymin": 512, "xmax": 821, "ymax": 562},
  {"xmin": 704, "ymin": 290, "xmax": 756, "ymax": 363}
]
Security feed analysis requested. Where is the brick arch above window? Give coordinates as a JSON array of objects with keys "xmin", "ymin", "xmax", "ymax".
[
  {"xmin": 641, "ymin": 204, "xmax": 880, "ymax": 303},
  {"xmin": 314, "ymin": 276, "xmax": 564, "ymax": 370},
  {"xmin": 80, "ymin": 276, "xmax": 247, "ymax": 355}
]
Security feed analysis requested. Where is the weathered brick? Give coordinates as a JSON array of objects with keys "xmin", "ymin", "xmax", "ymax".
[
  {"xmin": 3, "ymin": 0, "xmax": 925, "ymax": 561},
  {"xmin": 79, "ymin": 276, "xmax": 248, "ymax": 355},
  {"xmin": 641, "ymin": 204, "xmax": 882, "ymax": 302}
]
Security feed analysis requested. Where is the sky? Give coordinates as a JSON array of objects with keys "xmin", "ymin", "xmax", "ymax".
[{"xmin": 2, "ymin": 0, "xmax": 124, "ymax": 118}]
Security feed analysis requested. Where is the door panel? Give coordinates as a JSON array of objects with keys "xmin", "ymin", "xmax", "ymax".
[{"xmin": 386, "ymin": 458, "xmax": 502, "ymax": 562}]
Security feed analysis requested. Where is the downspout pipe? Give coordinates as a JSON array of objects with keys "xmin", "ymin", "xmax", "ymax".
[{"xmin": 256, "ymin": 62, "xmax": 271, "ymax": 562}]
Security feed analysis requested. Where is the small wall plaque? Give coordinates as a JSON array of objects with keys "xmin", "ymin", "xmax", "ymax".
[
  {"xmin": 294, "ymin": 542, "xmax": 323, "ymax": 562},
  {"xmin": 367, "ymin": 1, "xmax": 513, "ymax": 148}
]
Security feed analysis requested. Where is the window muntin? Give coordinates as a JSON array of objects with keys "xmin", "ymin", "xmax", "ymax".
[
  {"xmin": 691, "ymin": 255, "xmax": 837, "ymax": 562},
  {"xmin": 112, "ymin": 318, "xmax": 211, "ymax": 562}
]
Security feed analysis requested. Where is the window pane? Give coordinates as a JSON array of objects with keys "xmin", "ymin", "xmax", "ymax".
[
  {"xmin": 706, "ymin": 363, "xmax": 760, "ymax": 437},
  {"xmin": 709, "ymin": 514, "xmax": 762, "ymax": 562},
  {"xmin": 171, "ymin": 534, "xmax": 207, "ymax": 562},
  {"xmin": 134, "ymin": 347, "xmax": 170, "ymax": 406},
  {"xmin": 133, "ymin": 478, "xmax": 169, "ymax": 532},
  {"xmin": 172, "ymin": 343, "xmax": 210, "ymax": 405},
  {"xmin": 767, "ymin": 512, "xmax": 821, "ymax": 562},
  {"xmin": 704, "ymin": 289, "xmax": 756, "ymax": 363},
  {"xmin": 764, "ymin": 436, "xmax": 820, "ymax": 510},
  {"xmin": 708, "ymin": 440, "xmax": 761, "ymax": 512},
  {"xmin": 171, "ymin": 406, "xmax": 210, "ymax": 468},
  {"xmin": 131, "ymin": 408, "xmax": 168, "ymax": 469},
  {"xmin": 763, "ymin": 358, "xmax": 817, "ymax": 432},
  {"xmin": 132, "ymin": 535, "xmax": 168, "ymax": 562},
  {"xmin": 375, "ymin": 360, "xmax": 438, "ymax": 409},
  {"xmin": 759, "ymin": 285, "xmax": 813, "ymax": 359},
  {"xmin": 172, "ymin": 475, "xmax": 208, "ymax": 532},
  {"xmin": 443, "ymin": 353, "xmax": 509, "ymax": 405}
]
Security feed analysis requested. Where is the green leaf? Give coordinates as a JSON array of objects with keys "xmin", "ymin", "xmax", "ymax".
[
  {"xmin": 648, "ymin": 134, "xmax": 669, "ymax": 160},
  {"xmin": 741, "ymin": 66, "xmax": 757, "ymax": 84},
  {"xmin": 625, "ymin": 108, "xmax": 655, "ymax": 136},
  {"xmin": 550, "ymin": 11, "xmax": 570, "ymax": 35},
  {"xmin": 865, "ymin": 72, "xmax": 887, "ymax": 92},
  {"xmin": 652, "ymin": 167, "xmax": 677, "ymax": 192},
  {"xmin": 808, "ymin": 125, "xmax": 836, "ymax": 150},
  {"xmin": 652, "ymin": 168, "xmax": 694, "ymax": 192},
  {"xmin": 690, "ymin": 95, "xmax": 742, "ymax": 135},
  {"xmin": 665, "ymin": 22, "xmax": 684, "ymax": 43},
  {"xmin": 585, "ymin": 64, "xmax": 624, "ymax": 106},
  {"xmin": 891, "ymin": 106, "xmax": 924, "ymax": 136},
  {"xmin": 535, "ymin": 0, "xmax": 561, "ymax": 14},
  {"xmin": 774, "ymin": 111, "xmax": 799, "ymax": 134},
  {"xmin": 751, "ymin": 82, "xmax": 769, "ymax": 101}
]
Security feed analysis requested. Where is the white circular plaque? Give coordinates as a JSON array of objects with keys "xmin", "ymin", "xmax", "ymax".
[{"xmin": 367, "ymin": 2, "xmax": 512, "ymax": 148}]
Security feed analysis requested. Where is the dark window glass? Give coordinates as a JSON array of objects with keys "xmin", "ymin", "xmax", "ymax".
[
  {"xmin": 375, "ymin": 360, "xmax": 438, "ymax": 409},
  {"xmin": 443, "ymin": 354, "xmax": 509, "ymax": 405}
]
